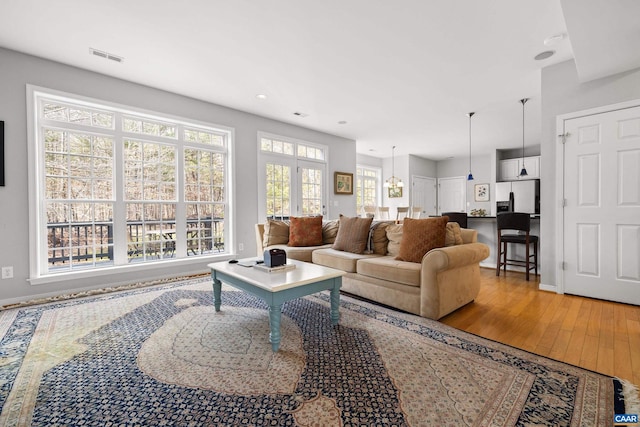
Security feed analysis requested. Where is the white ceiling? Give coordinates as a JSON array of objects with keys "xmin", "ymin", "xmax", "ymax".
[{"xmin": 1, "ymin": 1, "xmax": 638, "ymax": 160}]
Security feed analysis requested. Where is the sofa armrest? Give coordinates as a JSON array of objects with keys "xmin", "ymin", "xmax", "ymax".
[
  {"xmin": 421, "ymin": 242, "xmax": 489, "ymax": 272},
  {"xmin": 255, "ymin": 224, "xmax": 266, "ymax": 257}
]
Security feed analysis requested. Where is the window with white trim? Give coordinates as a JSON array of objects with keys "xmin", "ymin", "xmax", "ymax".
[
  {"xmin": 258, "ymin": 133, "xmax": 327, "ymax": 220},
  {"xmin": 31, "ymin": 88, "xmax": 232, "ymax": 277},
  {"xmin": 356, "ymin": 165, "xmax": 381, "ymax": 215}
]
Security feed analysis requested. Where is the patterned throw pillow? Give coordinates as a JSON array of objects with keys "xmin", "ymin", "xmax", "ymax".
[
  {"xmin": 263, "ymin": 219, "xmax": 290, "ymax": 247},
  {"xmin": 396, "ymin": 216, "xmax": 448, "ymax": 263},
  {"xmin": 332, "ymin": 215, "xmax": 373, "ymax": 254},
  {"xmin": 288, "ymin": 216, "xmax": 323, "ymax": 247},
  {"xmin": 445, "ymin": 221, "xmax": 464, "ymax": 246}
]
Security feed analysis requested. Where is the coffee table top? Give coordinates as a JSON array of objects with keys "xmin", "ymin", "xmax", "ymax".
[{"xmin": 208, "ymin": 259, "xmax": 345, "ymax": 292}]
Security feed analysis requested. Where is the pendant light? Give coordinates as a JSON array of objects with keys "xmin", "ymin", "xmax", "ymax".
[
  {"xmin": 467, "ymin": 112, "xmax": 475, "ymax": 181},
  {"xmin": 519, "ymin": 98, "xmax": 529, "ymax": 177},
  {"xmin": 383, "ymin": 146, "xmax": 404, "ymax": 189}
]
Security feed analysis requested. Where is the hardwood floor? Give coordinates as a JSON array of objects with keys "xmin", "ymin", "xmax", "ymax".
[{"xmin": 440, "ymin": 268, "xmax": 640, "ymax": 388}]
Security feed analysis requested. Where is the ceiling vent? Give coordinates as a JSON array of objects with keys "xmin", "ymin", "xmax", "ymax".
[
  {"xmin": 90, "ymin": 48, "xmax": 124, "ymax": 63},
  {"xmin": 293, "ymin": 112, "xmax": 309, "ymax": 118}
]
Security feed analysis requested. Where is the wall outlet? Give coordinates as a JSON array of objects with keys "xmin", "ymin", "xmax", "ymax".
[
  {"xmin": 1, "ymin": 266, "xmax": 14, "ymax": 279},
  {"xmin": 238, "ymin": 243, "xmax": 244, "ymax": 251}
]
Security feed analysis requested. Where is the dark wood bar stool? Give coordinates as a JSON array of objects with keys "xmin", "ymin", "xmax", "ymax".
[
  {"xmin": 442, "ymin": 212, "xmax": 468, "ymax": 228},
  {"xmin": 496, "ymin": 212, "xmax": 538, "ymax": 281}
]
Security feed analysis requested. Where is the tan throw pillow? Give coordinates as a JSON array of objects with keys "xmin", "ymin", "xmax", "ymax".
[
  {"xmin": 445, "ymin": 221, "xmax": 464, "ymax": 246},
  {"xmin": 263, "ymin": 219, "xmax": 290, "ymax": 247},
  {"xmin": 396, "ymin": 216, "xmax": 448, "ymax": 263},
  {"xmin": 322, "ymin": 220, "xmax": 340, "ymax": 244},
  {"xmin": 332, "ymin": 215, "xmax": 373, "ymax": 254},
  {"xmin": 385, "ymin": 224, "xmax": 404, "ymax": 257},
  {"xmin": 288, "ymin": 216, "xmax": 323, "ymax": 247}
]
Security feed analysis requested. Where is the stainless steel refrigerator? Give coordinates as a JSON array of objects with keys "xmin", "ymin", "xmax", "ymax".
[{"xmin": 495, "ymin": 180, "xmax": 539, "ymax": 214}]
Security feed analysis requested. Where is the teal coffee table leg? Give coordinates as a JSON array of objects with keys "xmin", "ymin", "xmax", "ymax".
[
  {"xmin": 212, "ymin": 277, "xmax": 222, "ymax": 312},
  {"xmin": 268, "ymin": 304, "xmax": 282, "ymax": 352},
  {"xmin": 330, "ymin": 281, "xmax": 340, "ymax": 325}
]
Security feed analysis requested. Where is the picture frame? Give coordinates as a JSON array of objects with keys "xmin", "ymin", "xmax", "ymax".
[
  {"xmin": 474, "ymin": 183, "xmax": 489, "ymax": 202},
  {"xmin": 334, "ymin": 171, "xmax": 353, "ymax": 195},
  {"xmin": 388, "ymin": 186, "xmax": 402, "ymax": 198}
]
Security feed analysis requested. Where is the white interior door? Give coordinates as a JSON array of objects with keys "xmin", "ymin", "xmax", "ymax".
[
  {"xmin": 437, "ymin": 176, "xmax": 466, "ymax": 215},
  {"xmin": 411, "ymin": 176, "xmax": 436, "ymax": 218},
  {"xmin": 562, "ymin": 104, "xmax": 640, "ymax": 305}
]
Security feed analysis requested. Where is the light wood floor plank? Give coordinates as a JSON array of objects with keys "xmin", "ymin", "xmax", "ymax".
[{"xmin": 440, "ymin": 268, "xmax": 640, "ymax": 387}]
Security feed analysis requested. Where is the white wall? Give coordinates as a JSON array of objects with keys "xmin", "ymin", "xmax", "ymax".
[
  {"xmin": 436, "ymin": 153, "xmax": 495, "ymax": 214},
  {"xmin": 540, "ymin": 59, "xmax": 640, "ymax": 290},
  {"xmin": 0, "ymin": 47, "xmax": 356, "ymax": 304}
]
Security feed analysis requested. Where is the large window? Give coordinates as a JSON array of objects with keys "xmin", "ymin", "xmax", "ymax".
[
  {"xmin": 30, "ymin": 87, "xmax": 232, "ymax": 278},
  {"xmin": 258, "ymin": 133, "xmax": 327, "ymax": 220},
  {"xmin": 356, "ymin": 165, "xmax": 381, "ymax": 214}
]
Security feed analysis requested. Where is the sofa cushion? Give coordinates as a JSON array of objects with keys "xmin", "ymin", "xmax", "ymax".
[
  {"xmin": 368, "ymin": 221, "xmax": 393, "ymax": 255},
  {"xmin": 312, "ymin": 248, "xmax": 381, "ymax": 273},
  {"xmin": 288, "ymin": 216, "xmax": 323, "ymax": 247},
  {"xmin": 322, "ymin": 220, "xmax": 340, "ymax": 244},
  {"xmin": 262, "ymin": 219, "xmax": 290, "ymax": 247},
  {"xmin": 445, "ymin": 222, "xmax": 464, "ymax": 246},
  {"xmin": 356, "ymin": 256, "xmax": 421, "ymax": 287},
  {"xmin": 265, "ymin": 243, "xmax": 332, "ymax": 263},
  {"xmin": 396, "ymin": 216, "xmax": 448, "ymax": 263},
  {"xmin": 332, "ymin": 215, "xmax": 373, "ymax": 254},
  {"xmin": 385, "ymin": 224, "xmax": 403, "ymax": 257}
]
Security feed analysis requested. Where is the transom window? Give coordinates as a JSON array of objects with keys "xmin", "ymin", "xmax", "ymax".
[{"xmin": 30, "ymin": 87, "xmax": 232, "ymax": 278}]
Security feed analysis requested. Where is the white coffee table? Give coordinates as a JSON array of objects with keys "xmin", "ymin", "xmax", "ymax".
[{"xmin": 208, "ymin": 259, "xmax": 345, "ymax": 351}]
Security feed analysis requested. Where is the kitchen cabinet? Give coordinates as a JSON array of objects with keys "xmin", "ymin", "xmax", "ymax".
[{"xmin": 498, "ymin": 156, "xmax": 540, "ymax": 181}]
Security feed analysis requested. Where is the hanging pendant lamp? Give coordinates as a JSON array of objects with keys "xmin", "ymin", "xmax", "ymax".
[
  {"xmin": 519, "ymin": 98, "xmax": 529, "ymax": 177},
  {"xmin": 467, "ymin": 112, "xmax": 475, "ymax": 181},
  {"xmin": 383, "ymin": 145, "xmax": 404, "ymax": 189}
]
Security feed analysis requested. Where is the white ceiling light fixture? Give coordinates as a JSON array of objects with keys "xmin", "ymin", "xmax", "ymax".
[
  {"xmin": 519, "ymin": 98, "xmax": 529, "ymax": 177},
  {"xmin": 466, "ymin": 112, "xmax": 475, "ymax": 181},
  {"xmin": 544, "ymin": 33, "xmax": 566, "ymax": 46},
  {"xmin": 256, "ymin": 94, "xmax": 267, "ymax": 100},
  {"xmin": 383, "ymin": 145, "xmax": 404, "ymax": 189}
]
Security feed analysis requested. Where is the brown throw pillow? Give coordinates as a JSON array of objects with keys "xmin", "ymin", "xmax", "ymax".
[
  {"xmin": 396, "ymin": 216, "xmax": 448, "ymax": 263},
  {"xmin": 445, "ymin": 222, "xmax": 464, "ymax": 246},
  {"xmin": 263, "ymin": 219, "xmax": 290, "ymax": 247},
  {"xmin": 332, "ymin": 215, "xmax": 373, "ymax": 254},
  {"xmin": 288, "ymin": 216, "xmax": 323, "ymax": 247}
]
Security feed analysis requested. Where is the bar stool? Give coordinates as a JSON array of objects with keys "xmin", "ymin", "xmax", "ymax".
[
  {"xmin": 442, "ymin": 211, "xmax": 468, "ymax": 228},
  {"xmin": 496, "ymin": 212, "xmax": 538, "ymax": 281}
]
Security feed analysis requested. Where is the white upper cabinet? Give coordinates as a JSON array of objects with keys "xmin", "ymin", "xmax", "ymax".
[{"xmin": 498, "ymin": 156, "xmax": 540, "ymax": 181}]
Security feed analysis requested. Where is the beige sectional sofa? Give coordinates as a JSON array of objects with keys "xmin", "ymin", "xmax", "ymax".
[{"xmin": 255, "ymin": 218, "xmax": 490, "ymax": 320}]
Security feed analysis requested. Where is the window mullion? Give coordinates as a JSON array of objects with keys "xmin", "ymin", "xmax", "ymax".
[{"xmin": 112, "ymin": 112, "xmax": 128, "ymax": 265}]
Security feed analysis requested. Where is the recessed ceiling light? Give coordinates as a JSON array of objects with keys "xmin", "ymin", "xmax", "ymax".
[
  {"xmin": 338, "ymin": 120, "xmax": 347, "ymax": 125},
  {"xmin": 534, "ymin": 50, "xmax": 555, "ymax": 61},
  {"xmin": 256, "ymin": 94, "xmax": 267, "ymax": 100},
  {"xmin": 544, "ymin": 33, "xmax": 565, "ymax": 46}
]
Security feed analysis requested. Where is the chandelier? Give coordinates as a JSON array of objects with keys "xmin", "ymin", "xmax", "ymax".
[{"xmin": 383, "ymin": 145, "xmax": 404, "ymax": 189}]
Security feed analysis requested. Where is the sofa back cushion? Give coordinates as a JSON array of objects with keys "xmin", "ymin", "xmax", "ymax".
[
  {"xmin": 445, "ymin": 222, "xmax": 464, "ymax": 246},
  {"xmin": 322, "ymin": 220, "xmax": 340, "ymax": 244},
  {"xmin": 385, "ymin": 224, "xmax": 404, "ymax": 257},
  {"xmin": 369, "ymin": 221, "xmax": 393, "ymax": 255},
  {"xmin": 332, "ymin": 215, "xmax": 373, "ymax": 254},
  {"xmin": 263, "ymin": 219, "xmax": 290, "ymax": 247},
  {"xmin": 288, "ymin": 216, "xmax": 323, "ymax": 247},
  {"xmin": 396, "ymin": 216, "xmax": 448, "ymax": 263}
]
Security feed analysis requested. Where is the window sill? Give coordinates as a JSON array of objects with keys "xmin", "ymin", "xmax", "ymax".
[{"xmin": 29, "ymin": 254, "xmax": 234, "ymax": 286}]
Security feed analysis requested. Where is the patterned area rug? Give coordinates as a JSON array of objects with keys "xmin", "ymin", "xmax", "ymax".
[{"xmin": 0, "ymin": 277, "xmax": 632, "ymax": 426}]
